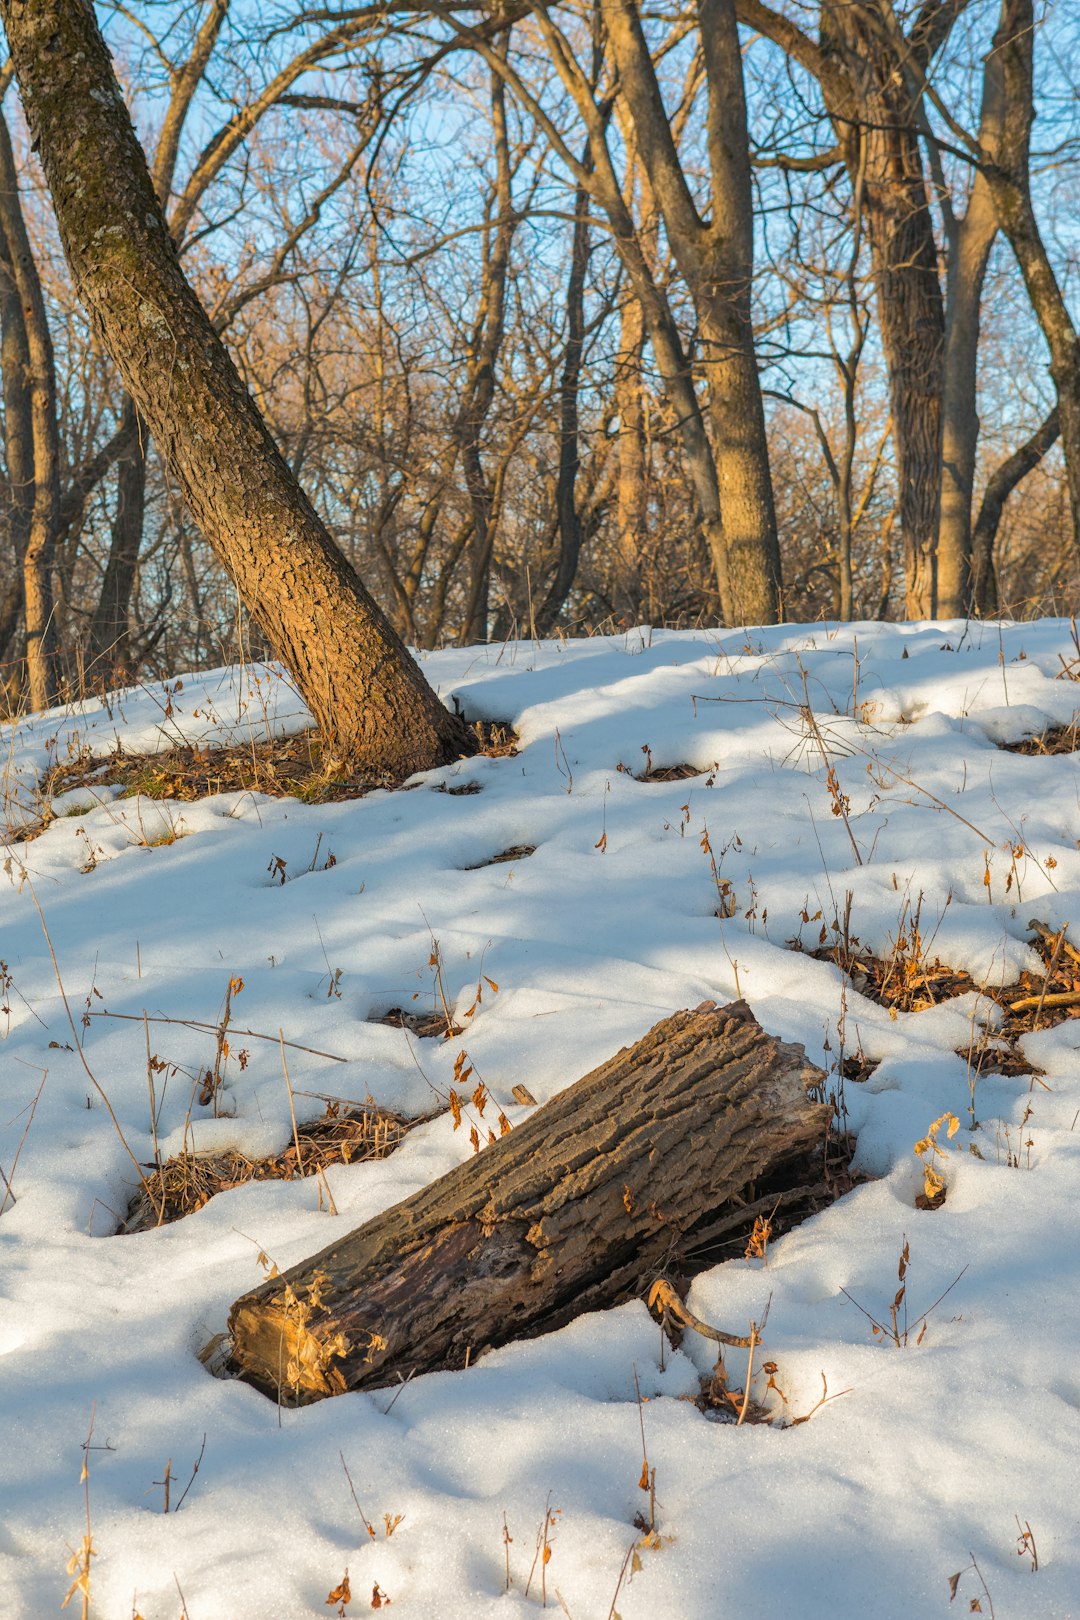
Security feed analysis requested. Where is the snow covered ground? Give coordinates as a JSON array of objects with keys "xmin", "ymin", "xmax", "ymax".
[{"xmin": 2, "ymin": 617, "xmax": 1080, "ymax": 1619}]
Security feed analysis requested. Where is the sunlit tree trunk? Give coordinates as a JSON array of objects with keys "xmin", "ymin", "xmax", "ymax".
[{"xmin": 0, "ymin": 0, "xmax": 468, "ymax": 771}]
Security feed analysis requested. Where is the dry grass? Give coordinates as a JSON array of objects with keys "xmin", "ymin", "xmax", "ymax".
[
  {"xmin": 803, "ymin": 918, "xmax": 1078, "ymax": 1074},
  {"xmin": 1000, "ymin": 718, "xmax": 1080, "ymax": 756},
  {"xmin": 121, "ymin": 1099, "xmax": 429, "ymax": 1232},
  {"xmin": 20, "ymin": 720, "xmax": 518, "ymax": 839}
]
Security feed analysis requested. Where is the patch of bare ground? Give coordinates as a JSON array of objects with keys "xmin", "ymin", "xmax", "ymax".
[
  {"xmin": 795, "ymin": 915, "xmax": 1079, "ymax": 1076},
  {"xmin": 121, "ymin": 1099, "xmax": 430, "ymax": 1232},
  {"xmin": 26, "ymin": 720, "xmax": 518, "ymax": 835},
  {"xmin": 617, "ymin": 750, "xmax": 717, "ymax": 784},
  {"xmin": 463, "ymin": 844, "xmax": 536, "ymax": 869},
  {"xmin": 999, "ymin": 716, "xmax": 1080, "ymax": 756},
  {"xmin": 372, "ymin": 1006, "xmax": 463, "ymax": 1039}
]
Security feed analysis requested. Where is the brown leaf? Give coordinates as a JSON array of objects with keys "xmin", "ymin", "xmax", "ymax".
[{"xmin": 326, "ymin": 1572, "xmax": 351, "ymax": 1604}]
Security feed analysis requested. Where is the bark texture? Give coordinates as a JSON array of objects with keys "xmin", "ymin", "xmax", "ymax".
[
  {"xmin": 1, "ymin": 0, "xmax": 469, "ymax": 772},
  {"xmin": 227, "ymin": 1000, "xmax": 830, "ymax": 1403}
]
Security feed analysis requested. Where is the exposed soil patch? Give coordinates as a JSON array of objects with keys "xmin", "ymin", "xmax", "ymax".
[
  {"xmin": 624, "ymin": 758, "xmax": 717, "ymax": 784},
  {"xmin": 121, "ymin": 1099, "xmax": 428, "ymax": 1232},
  {"xmin": 29, "ymin": 720, "xmax": 517, "ymax": 831},
  {"xmin": 999, "ymin": 716, "xmax": 1080, "ymax": 755},
  {"xmin": 373, "ymin": 1006, "xmax": 462, "ymax": 1039},
  {"xmin": 797, "ymin": 916, "xmax": 1076, "ymax": 1074},
  {"xmin": 464, "ymin": 844, "xmax": 536, "ymax": 869}
]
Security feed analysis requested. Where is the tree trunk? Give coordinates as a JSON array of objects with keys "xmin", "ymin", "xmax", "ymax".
[
  {"xmin": 0, "ymin": 103, "xmax": 59, "ymax": 708},
  {"xmin": 457, "ymin": 51, "xmax": 516, "ymax": 645},
  {"xmin": 935, "ymin": 26, "xmax": 1005, "ymax": 618},
  {"xmin": 818, "ymin": 3, "xmax": 945, "ymax": 619},
  {"xmin": 971, "ymin": 405, "xmax": 1059, "ymax": 614},
  {"xmin": 536, "ymin": 154, "xmax": 592, "ymax": 634},
  {"xmin": 937, "ymin": 199, "xmax": 996, "ymax": 616},
  {"xmin": 86, "ymin": 399, "xmax": 145, "ymax": 683},
  {"xmin": 613, "ymin": 284, "xmax": 647, "ymax": 618},
  {"xmin": 1, "ymin": 0, "xmax": 469, "ymax": 773},
  {"xmin": 984, "ymin": 0, "xmax": 1080, "ymax": 563},
  {"xmin": 0, "ymin": 198, "xmax": 30, "ymax": 687},
  {"xmin": 605, "ymin": 0, "xmax": 781, "ymax": 625},
  {"xmin": 227, "ymin": 1000, "xmax": 829, "ymax": 1403}
]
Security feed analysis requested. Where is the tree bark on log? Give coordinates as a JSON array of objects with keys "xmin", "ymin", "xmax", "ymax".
[{"xmin": 227, "ymin": 1001, "xmax": 830, "ymax": 1404}]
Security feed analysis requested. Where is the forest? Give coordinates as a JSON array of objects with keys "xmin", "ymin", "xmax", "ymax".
[{"xmin": 0, "ymin": 0, "xmax": 1075, "ymax": 722}]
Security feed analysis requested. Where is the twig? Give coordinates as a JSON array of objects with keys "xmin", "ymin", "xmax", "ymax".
[
  {"xmin": 339, "ymin": 1452, "xmax": 376, "ymax": 1538},
  {"xmin": 736, "ymin": 1320, "xmax": 761, "ymax": 1427},
  {"xmin": 172, "ymin": 1435, "xmax": 206, "ymax": 1513},
  {"xmin": 23, "ymin": 877, "xmax": 159, "ymax": 1213},
  {"xmin": 0, "ymin": 1066, "xmax": 47, "ymax": 1216},
  {"xmin": 87, "ymin": 1008, "xmax": 347, "ymax": 1060},
  {"xmin": 605, "ymin": 1542, "xmax": 638, "ymax": 1620},
  {"xmin": 646, "ymin": 1278, "xmax": 753, "ymax": 1347},
  {"xmin": 279, "ymin": 1031, "xmax": 304, "ymax": 1175}
]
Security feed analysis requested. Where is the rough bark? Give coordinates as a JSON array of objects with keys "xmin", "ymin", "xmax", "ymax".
[
  {"xmin": 818, "ymin": 2, "xmax": 945, "ymax": 618},
  {"xmin": 1, "ymin": 0, "xmax": 469, "ymax": 772},
  {"xmin": 971, "ymin": 405, "xmax": 1059, "ymax": 614},
  {"xmin": 227, "ymin": 1000, "xmax": 830, "ymax": 1403}
]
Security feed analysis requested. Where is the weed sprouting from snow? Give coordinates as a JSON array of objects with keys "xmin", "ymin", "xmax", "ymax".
[
  {"xmin": 914, "ymin": 1113, "xmax": 960, "ymax": 1208},
  {"xmin": 61, "ymin": 1408, "xmax": 98, "ymax": 1620},
  {"xmin": 948, "ymin": 1553, "xmax": 996, "ymax": 1615},
  {"xmin": 840, "ymin": 1238, "xmax": 968, "ymax": 1347}
]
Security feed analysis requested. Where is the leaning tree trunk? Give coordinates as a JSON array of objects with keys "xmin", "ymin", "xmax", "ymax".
[
  {"xmin": 0, "ymin": 0, "xmax": 469, "ymax": 773},
  {"xmin": 228, "ymin": 1000, "xmax": 830, "ymax": 1403}
]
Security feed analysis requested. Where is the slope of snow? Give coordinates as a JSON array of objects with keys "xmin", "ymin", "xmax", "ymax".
[{"xmin": 1, "ymin": 618, "xmax": 1078, "ymax": 1619}]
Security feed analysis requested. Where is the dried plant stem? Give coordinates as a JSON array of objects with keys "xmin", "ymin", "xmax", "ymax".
[
  {"xmin": 0, "ymin": 1066, "xmax": 46, "ymax": 1216},
  {"xmin": 736, "ymin": 1321, "xmax": 761, "ymax": 1426},
  {"xmin": 799, "ymin": 672, "xmax": 863, "ymax": 866},
  {"xmin": 24, "ymin": 876, "xmax": 160, "ymax": 1215},
  {"xmin": 279, "ymin": 1031, "xmax": 304, "ymax": 1175},
  {"xmin": 87, "ymin": 1008, "xmax": 347, "ymax": 1061}
]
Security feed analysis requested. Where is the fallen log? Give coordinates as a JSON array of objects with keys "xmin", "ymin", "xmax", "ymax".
[{"xmin": 226, "ymin": 1000, "xmax": 830, "ymax": 1403}]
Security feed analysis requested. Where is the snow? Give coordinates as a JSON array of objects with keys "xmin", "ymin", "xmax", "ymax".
[{"xmin": 2, "ymin": 617, "xmax": 1079, "ymax": 1618}]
